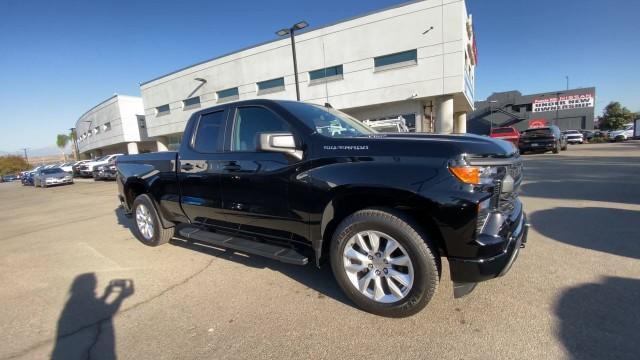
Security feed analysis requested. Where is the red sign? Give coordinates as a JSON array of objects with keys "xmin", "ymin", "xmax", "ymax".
[{"xmin": 529, "ymin": 119, "xmax": 548, "ymax": 128}]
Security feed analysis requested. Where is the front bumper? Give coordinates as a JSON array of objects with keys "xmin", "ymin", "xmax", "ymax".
[{"xmin": 448, "ymin": 201, "xmax": 528, "ymax": 285}]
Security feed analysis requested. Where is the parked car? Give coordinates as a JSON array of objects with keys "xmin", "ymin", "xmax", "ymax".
[
  {"xmin": 34, "ymin": 168, "xmax": 74, "ymax": 188},
  {"xmin": 78, "ymin": 154, "xmax": 122, "ymax": 177},
  {"xmin": 579, "ymin": 130, "xmax": 595, "ymax": 141},
  {"xmin": 21, "ymin": 172, "xmax": 35, "ymax": 186},
  {"xmin": 72, "ymin": 160, "xmax": 91, "ymax": 177},
  {"xmin": 489, "ymin": 126, "xmax": 520, "ymax": 146},
  {"xmin": 563, "ymin": 130, "xmax": 584, "ymax": 144},
  {"xmin": 58, "ymin": 162, "xmax": 75, "ymax": 173},
  {"xmin": 93, "ymin": 160, "xmax": 117, "ymax": 180},
  {"xmin": 116, "ymin": 99, "xmax": 528, "ymax": 317},
  {"xmin": 2, "ymin": 174, "xmax": 18, "ymax": 182},
  {"xmin": 519, "ymin": 126, "xmax": 567, "ymax": 154},
  {"xmin": 609, "ymin": 123, "xmax": 634, "ymax": 141}
]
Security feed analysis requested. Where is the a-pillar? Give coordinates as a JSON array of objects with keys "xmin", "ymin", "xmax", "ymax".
[
  {"xmin": 435, "ymin": 95, "xmax": 454, "ymax": 134},
  {"xmin": 127, "ymin": 142, "xmax": 139, "ymax": 155},
  {"xmin": 454, "ymin": 112, "xmax": 467, "ymax": 133}
]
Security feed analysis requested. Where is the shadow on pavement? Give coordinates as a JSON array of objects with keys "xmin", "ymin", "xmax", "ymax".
[
  {"xmin": 114, "ymin": 207, "xmax": 135, "ymax": 232},
  {"xmin": 529, "ymin": 207, "xmax": 640, "ymax": 260},
  {"xmin": 169, "ymin": 238, "xmax": 351, "ymax": 307},
  {"xmin": 556, "ymin": 276, "xmax": 640, "ymax": 360},
  {"xmin": 52, "ymin": 273, "xmax": 134, "ymax": 360}
]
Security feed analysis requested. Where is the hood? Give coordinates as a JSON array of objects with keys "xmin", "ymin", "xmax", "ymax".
[{"xmin": 318, "ymin": 133, "xmax": 518, "ymax": 159}]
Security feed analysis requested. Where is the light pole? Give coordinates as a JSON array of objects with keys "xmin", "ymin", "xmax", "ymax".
[
  {"xmin": 565, "ymin": 75, "xmax": 569, "ymax": 91},
  {"xmin": 21, "ymin": 148, "xmax": 29, "ymax": 166},
  {"xmin": 276, "ymin": 21, "xmax": 309, "ymax": 101}
]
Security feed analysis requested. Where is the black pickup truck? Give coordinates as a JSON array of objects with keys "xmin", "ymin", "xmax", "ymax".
[{"xmin": 117, "ymin": 99, "xmax": 528, "ymax": 317}]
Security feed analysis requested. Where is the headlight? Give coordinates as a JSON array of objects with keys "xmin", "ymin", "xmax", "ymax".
[{"xmin": 449, "ymin": 165, "xmax": 499, "ymax": 185}]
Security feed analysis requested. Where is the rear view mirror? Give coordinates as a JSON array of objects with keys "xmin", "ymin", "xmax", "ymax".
[{"xmin": 258, "ymin": 132, "xmax": 303, "ymax": 160}]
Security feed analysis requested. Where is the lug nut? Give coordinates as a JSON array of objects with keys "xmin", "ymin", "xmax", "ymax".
[
  {"xmin": 375, "ymin": 270, "xmax": 381, "ymax": 276},
  {"xmin": 368, "ymin": 255, "xmax": 373, "ymax": 260},
  {"xmin": 375, "ymin": 252, "xmax": 382, "ymax": 258},
  {"xmin": 368, "ymin": 264, "xmax": 373, "ymax": 269},
  {"xmin": 383, "ymin": 268, "xmax": 388, "ymax": 274}
]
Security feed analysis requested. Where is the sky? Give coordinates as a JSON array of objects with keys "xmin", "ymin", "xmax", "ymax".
[{"xmin": 1, "ymin": 0, "xmax": 639, "ymax": 153}]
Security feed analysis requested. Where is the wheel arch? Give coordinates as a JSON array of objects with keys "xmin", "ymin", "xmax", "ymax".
[
  {"xmin": 124, "ymin": 179, "xmax": 175, "ymax": 229},
  {"xmin": 315, "ymin": 186, "xmax": 444, "ymax": 266}
]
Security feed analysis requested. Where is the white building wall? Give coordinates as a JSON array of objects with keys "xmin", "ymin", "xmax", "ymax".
[
  {"xmin": 140, "ymin": 0, "xmax": 473, "ymax": 138},
  {"xmin": 76, "ymin": 95, "xmax": 146, "ymax": 154}
]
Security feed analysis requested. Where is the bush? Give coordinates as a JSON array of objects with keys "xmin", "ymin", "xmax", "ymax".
[{"xmin": 0, "ymin": 155, "xmax": 29, "ymax": 176}]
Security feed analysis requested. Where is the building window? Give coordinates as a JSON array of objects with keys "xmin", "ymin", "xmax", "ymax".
[
  {"xmin": 217, "ymin": 87, "xmax": 239, "ymax": 103},
  {"xmin": 257, "ymin": 77, "xmax": 285, "ymax": 95},
  {"xmin": 309, "ymin": 65, "xmax": 343, "ymax": 85},
  {"xmin": 103, "ymin": 122, "xmax": 111, "ymax": 131},
  {"xmin": 137, "ymin": 116, "xmax": 146, "ymax": 129},
  {"xmin": 156, "ymin": 104, "xmax": 170, "ymax": 116},
  {"xmin": 374, "ymin": 49, "xmax": 417, "ymax": 71},
  {"xmin": 93, "ymin": 126, "xmax": 100, "ymax": 135},
  {"xmin": 182, "ymin": 96, "xmax": 201, "ymax": 109}
]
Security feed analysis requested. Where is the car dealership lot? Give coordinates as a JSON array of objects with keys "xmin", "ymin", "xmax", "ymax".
[{"xmin": 1, "ymin": 142, "xmax": 639, "ymax": 360}]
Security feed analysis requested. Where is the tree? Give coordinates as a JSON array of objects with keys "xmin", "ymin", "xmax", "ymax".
[
  {"xmin": 56, "ymin": 134, "xmax": 70, "ymax": 161},
  {"xmin": 68, "ymin": 130, "xmax": 78, "ymax": 160},
  {"xmin": 599, "ymin": 102, "xmax": 635, "ymax": 130},
  {"xmin": 0, "ymin": 155, "xmax": 29, "ymax": 176}
]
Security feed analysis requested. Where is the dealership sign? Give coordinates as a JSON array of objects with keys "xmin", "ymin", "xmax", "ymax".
[
  {"xmin": 529, "ymin": 119, "xmax": 548, "ymax": 128},
  {"xmin": 532, "ymin": 93, "xmax": 594, "ymax": 113}
]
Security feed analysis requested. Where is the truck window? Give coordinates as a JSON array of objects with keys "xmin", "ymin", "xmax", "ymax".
[
  {"xmin": 193, "ymin": 111, "xmax": 225, "ymax": 153},
  {"xmin": 231, "ymin": 107, "xmax": 290, "ymax": 151}
]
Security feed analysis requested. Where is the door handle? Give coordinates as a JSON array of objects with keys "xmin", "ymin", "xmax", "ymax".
[{"xmin": 180, "ymin": 163, "xmax": 194, "ymax": 171}]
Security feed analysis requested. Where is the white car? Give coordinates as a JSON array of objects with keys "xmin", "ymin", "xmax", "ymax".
[
  {"xmin": 563, "ymin": 130, "xmax": 584, "ymax": 144},
  {"xmin": 609, "ymin": 123, "xmax": 634, "ymax": 141},
  {"xmin": 78, "ymin": 154, "xmax": 123, "ymax": 177},
  {"xmin": 59, "ymin": 162, "xmax": 75, "ymax": 173}
]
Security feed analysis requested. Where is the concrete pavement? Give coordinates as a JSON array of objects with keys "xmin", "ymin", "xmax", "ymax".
[{"xmin": 0, "ymin": 141, "xmax": 638, "ymax": 360}]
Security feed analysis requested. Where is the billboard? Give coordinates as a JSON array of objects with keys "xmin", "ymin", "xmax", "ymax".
[{"xmin": 532, "ymin": 93, "xmax": 594, "ymax": 113}]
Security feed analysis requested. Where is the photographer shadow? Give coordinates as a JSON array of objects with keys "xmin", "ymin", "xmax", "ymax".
[{"xmin": 52, "ymin": 273, "xmax": 134, "ymax": 360}]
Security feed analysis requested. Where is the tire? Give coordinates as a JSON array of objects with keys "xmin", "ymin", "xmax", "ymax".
[
  {"xmin": 131, "ymin": 194, "xmax": 174, "ymax": 247},
  {"xmin": 330, "ymin": 208, "xmax": 439, "ymax": 318}
]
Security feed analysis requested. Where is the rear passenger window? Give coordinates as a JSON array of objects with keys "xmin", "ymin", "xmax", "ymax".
[
  {"xmin": 193, "ymin": 111, "xmax": 225, "ymax": 153},
  {"xmin": 231, "ymin": 107, "xmax": 290, "ymax": 151}
]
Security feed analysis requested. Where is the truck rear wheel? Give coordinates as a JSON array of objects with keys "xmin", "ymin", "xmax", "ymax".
[
  {"xmin": 132, "ymin": 194, "xmax": 174, "ymax": 246},
  {"xmin": 330, "ymin": 208, "xmax": 439, "ymax": 317}
]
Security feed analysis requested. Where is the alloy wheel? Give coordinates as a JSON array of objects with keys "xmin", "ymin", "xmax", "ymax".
[
  {"xmin": 342, "ymin": 230, "xmax": 414, "ymax": 303},
  {"xmin": 135, "ymin": 204, "xmax": 154, "ymax": 240}
]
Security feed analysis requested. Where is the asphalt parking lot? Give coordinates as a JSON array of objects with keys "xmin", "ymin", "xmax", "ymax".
[{"xmin": 1, "ymin": 141, "xmax": 639, "ymax": 360}]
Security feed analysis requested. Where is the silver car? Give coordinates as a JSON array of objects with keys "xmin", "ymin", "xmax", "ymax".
[{"xmin": 34, "ymin": 168, "xmax": 74, "ymax": 188}]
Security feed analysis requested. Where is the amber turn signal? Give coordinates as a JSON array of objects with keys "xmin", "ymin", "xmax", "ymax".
[{"xmin": 449, "ymin": 166, "xmax": 480, "ymax": 184}]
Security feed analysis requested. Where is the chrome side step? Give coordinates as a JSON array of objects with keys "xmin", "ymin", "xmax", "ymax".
[{"xmin": 177, "ymin": 226, "xmax": 308, "ymax": 266}]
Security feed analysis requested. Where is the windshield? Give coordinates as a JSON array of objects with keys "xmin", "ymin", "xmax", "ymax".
[
  {"xmin": 41, "ymin": 168, "xmax": 65, "ymax": 175},
  {"xmin": 95, "ymin": 156, "xmax": 109, "ymax": 162},
  {"xmin": 281, "ymin": 102, "xmax": 376, "ymax": 138}
]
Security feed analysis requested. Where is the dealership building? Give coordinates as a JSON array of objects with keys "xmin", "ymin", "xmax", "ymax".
[
  {"xmin": 75, "ymin": 95, "xmax": 161, "ymax": 158},
  {"xmin": 139, "ymin": 0, "xmax": 477, "ymax": 149},
  {"xmin": 468, "ymin": 87, "xmax": 596, "ymax": 134}
]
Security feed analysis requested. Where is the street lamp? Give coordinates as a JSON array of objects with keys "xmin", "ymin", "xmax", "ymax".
[{"xmin": 276, "ymin": 21, "xmax": 309, "ymax": 101}]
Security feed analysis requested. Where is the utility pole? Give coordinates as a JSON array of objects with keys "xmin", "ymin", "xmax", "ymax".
[
  {"xmin": 565, "ymin": 75, "xmax": 569, "ymax": 91},
  {"xmin": 21, "ymin": 148, "xmax": 29, "ymax": 166}
]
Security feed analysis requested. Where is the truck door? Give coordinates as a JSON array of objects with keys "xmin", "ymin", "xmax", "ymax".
[
  {"xmin": 218, "ymin": 104, "xmax": 308, "ymax": 244},
  {"xmin": 178, "ymin": 107, "xmax": 236, "ymax": 231}
]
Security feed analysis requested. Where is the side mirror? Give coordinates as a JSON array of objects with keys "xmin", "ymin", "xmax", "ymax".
[{"xmin": 258, "ymin": 132, "xmax": 303, "ymax": 160}]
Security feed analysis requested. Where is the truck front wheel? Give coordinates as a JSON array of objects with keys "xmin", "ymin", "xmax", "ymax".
[
  {"xmin": 132, "ymin": 194, "xmax": 174, "ymax": 246},
  {"xmin": 330, "ymin": 208, "xmax": 439, "ymax": 317}
]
